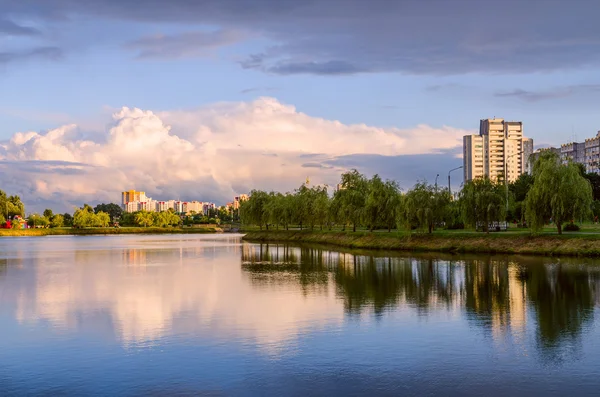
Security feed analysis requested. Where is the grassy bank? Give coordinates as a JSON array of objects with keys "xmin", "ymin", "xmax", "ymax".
[
  {"xmin": 0, "ymin": 227, "xmax": 219, "ymax": 237},
  {"xmin": 242, "ymin": 229, "xmax": 600, "ymax": 256}
]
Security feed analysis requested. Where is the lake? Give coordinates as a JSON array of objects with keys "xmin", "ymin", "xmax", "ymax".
[{"xmin": 1, "ymin": 234, "xmax": 600, "ymax": 396}]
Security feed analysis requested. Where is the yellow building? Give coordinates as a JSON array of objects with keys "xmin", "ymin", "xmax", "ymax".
[{"xmin": 121, "ymin": 190, "xmax": 147, "ymax": 205}]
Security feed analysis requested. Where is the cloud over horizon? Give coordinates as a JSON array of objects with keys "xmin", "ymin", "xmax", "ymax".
[{"xmin": 0, "ymin": 97, "xmax": 467, "ymax": 212}]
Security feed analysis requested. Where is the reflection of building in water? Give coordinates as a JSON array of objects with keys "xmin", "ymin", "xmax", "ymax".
[
  {"xmin": 490, "ymin": 263, "xmax": 527, "ymax": 343},
  {"xmin": 125, "ymin": 249, "xmax": 147, "ymax": 267}
]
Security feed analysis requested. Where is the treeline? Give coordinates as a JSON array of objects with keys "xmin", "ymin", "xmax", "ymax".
[
  {"xmin": 240, "ymin": 151, "xmax": 594, "ymax": 235},
  {"xmin": 23, "ymin": 201, "xmax": 236, "ymax": 229}
]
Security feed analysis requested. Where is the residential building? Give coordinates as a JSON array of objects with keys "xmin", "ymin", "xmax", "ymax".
[
  {"xmin": 528, "ymin": 147, "xmax": 560, "ymax": 174},
  {"xmin": 463, "ymin": 118, "xmax": 533, "ymax": 183},
  {"xmin": 125, "ymin": 201, "xmax": 140, "ymax": 213},
  {"xmin": 585, "ymin": 132, "xmax": 600, "ymax": 173},
  {"xmin": 122, "ymin": 190, "xmax": 147, "ymax": 206},
  {"xmin": 233, "ymin": 194, "xmax": 249, "ymax": 210},
  {"xmin": 560, "ymin": 142, "xmax": 585, "ymax": 166},
  {"xmin": 139, "ymin": 200, "xmax": 156, "ymax": 212},
  {"xmin": 186, "ymin": 201, "xmax": 203, "ymax": 214}
]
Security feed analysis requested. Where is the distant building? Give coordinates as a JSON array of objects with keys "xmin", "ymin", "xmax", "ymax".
[
  {"xmin": 560, "ymin": 142, "xmax": 585, "ymax": 166},
  {"xmin": 203, "ymin": 202, "xmax": 216, "ymax": 215},
  {"xmin": 528, "ymin": 147, "xmax": 560, "ymax": 174},
  {"xmin": 585, "ymin": 132, "xmax": 600, "ymax": 173},
  {"xmin": 463, "ymin": 118, "xmax": 533, "ymax": 183},
  {"xmin": 233, "ymin": 194, "xmax": 249, "ymax": 210},
  {"xmin": 122, "ymin": 190, "xmax": 147, "ymax": 206}
]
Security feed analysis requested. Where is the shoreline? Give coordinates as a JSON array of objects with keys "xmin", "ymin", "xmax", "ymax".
[
  {"xmin": 0, "ymin": 227, "xmax": 220, "ymax": 237},
  {"xmin": 242, "ymin": 230, "xmax": 600, "ymax": 257}
]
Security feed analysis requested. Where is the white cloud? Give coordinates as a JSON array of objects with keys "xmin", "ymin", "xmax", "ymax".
[{"xmin": 0, "ymin": 97, "xmax": 469, "ymax": 212}]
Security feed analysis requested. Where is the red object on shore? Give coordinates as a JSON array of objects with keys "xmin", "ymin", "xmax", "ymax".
[{"xmin": 4, "ymin": 220, "xmax": 11, "ymax": 229}]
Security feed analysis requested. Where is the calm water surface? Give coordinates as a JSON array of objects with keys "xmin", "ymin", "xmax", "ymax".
[{"xmin": 1, "ymin": 234, "xmax": 600, "ymax": 396}]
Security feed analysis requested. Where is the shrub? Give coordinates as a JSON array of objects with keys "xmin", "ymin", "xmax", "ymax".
[{"xmin": 564, "ymin": 223, "xmax": 580, "ymax": 232}]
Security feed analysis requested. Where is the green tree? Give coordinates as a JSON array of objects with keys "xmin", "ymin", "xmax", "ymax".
[
  {"xmin": 94, "ymin": 203, "xmax": 123, "ymax": 222},
  {"xmin": 63, "ymin": 213, "xmax": 73, "ymax": 227},
  {"xmin": 526, "ymin": 152, "xmax": 592, "ymax": 234},
  {"xmin": 73, "ymin": 206, "xmax": 95, "ymax": 228},
  {"xmin": 27, "ymin": 213, "xmax": 49, "ymax": 228},
  {"xmin": 459, "ymin": 177, "xmax": 505, "ymax": 233},
  {"xmin": 51, "ymin": 214, "xmax": 65, "ymax": 228},
  {"xmin": 7, "ymin": 196, "xmax": 25, "ymax": 217},
  {"xmin": 365, "ymin": 175, "xmax": 386, "ymax": 231},
  {"xmin": 334, "ymin": 170, "xmax": 368, "ymax": 232},
  {"xmin": 240, "ymin": 190, "xmax": 270, "ymax": 230},
  {"xmin": 43, "ymin": 209, "xmax": 54, "ymax": 219},
  {"xmin": 399, "ymin": 182, "xmax": 441, "ymax": 233},
  {"xmin": 95, "ymin": 211, "xmax": 111, "ymax": 227},
  {"xmin": 135, "ymin": 210, "xmax": 154, "ymax": 227}
]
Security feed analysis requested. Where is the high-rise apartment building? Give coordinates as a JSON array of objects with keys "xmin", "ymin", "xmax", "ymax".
[
  {"xmin": 463, "ymin": 118, "xmax": 533, "ymax": 183},
  {"xmin": 122, "ymin": 190, "xmax": 147, "ymax": 206}
]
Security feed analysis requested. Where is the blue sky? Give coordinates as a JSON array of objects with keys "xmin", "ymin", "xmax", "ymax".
[{"xmin": 1, "ymin": 0, "xmax": 599, "ymax": 211}]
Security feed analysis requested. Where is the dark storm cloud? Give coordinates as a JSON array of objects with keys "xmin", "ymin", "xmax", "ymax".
[
  {"xmin": 0, "ymin": 18, "xmax": 40, "ymax": 36},
  {"xmin": 495, "ymin": 85, "xmax": 600, "ymax": 102},
  {"xmin": 4, "ymin": 0, "xmax": 600, "ymax": 75}
]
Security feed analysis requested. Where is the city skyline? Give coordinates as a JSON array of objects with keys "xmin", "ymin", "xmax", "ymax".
[{"xmin": 2, "ymin": 0, "xmax": 600, "ymax": 212}]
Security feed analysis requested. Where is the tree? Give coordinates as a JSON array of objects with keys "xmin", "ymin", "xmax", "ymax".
[
  {"xmin": 459, "ymin": 177, "xmax": 505, "ymax": 233},
  {"xmin": 7, "ymin": 196, "xmax": 25, "ymax": 217},
  {"xmin": 365, "ymin": 175, "xmax": 385, "ymax": 231},
  {"xmin": 135, "ymin": 211, "xmax": 154, "ymax": 227},
  {"xmin": 43, "ymin": 209, "xmax": 54, "ymax": 219},
  {"xmin": 94, "ymin": 203, "xmax": 123, "ymax": 222},
  {"xmin": 334, "ymin": 170, "xmax": 368, "ymax": 232},
  {"xmin": 95, "ymin": 211, "xmax": 111, "ymax": 227},
  {"xmin": 400, "ymin": 182, "xmax": 448, "ymax": 233},
  {"xmin": 51, "ymin": 214, "xmax": 64, "ymax": 228},
  {"xmin": 526, "ymin": 152, "xmax": 592, "ymax": 234},
  {"xmin": 73, "ymin": 207, "xmax": 95, "ymax": 228},
  {"xmin": 240, "ymin": 190, "xmax": 270, "ymax": 230},
  {"xmin": 63, "ymin": 213, "xmax": 73, "ymax": 227},
  {"xmin": 27, "ymin": 213, "xmax": 49, "ymax": 228}
]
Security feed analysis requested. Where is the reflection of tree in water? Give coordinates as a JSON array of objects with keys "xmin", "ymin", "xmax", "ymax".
[
  {"xmin": 0, "ymin": 258, "xmax": 7, "ymax": 277},
  {"xmin": 517, "ymin": 260, "xmax": 596, "ymax": 360},
  {"xmin": 463, "ymin": 257, "xmax": 510, "ymax": 328},
  {"xmin": 242, "ymin": 244, "xmax": 329, "ymax": 296},
  {"xmin": 242, "ymin": 243, "xmax": 600, "ymax": 359}
]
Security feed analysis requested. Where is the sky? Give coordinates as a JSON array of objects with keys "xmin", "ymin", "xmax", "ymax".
[{"xmin": 1, "ymin": 0, "xmax": 600, "ymax": 212}]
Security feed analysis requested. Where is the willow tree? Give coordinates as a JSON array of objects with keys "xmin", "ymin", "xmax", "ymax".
[
  {"xmin": 525, "ymin": 151, "xmax": 592, "ymax": 234},
  {"xmin": 400, "ymin": 182, "xmax": 435, "ymax": 233},
  {"xmin": 334, "ymin": 170, "xmax": 368, "ymax": 232},
  {"xmin": 239, "ymin": 190, "xmax": 270, "ymax": 230},
  {"xmin": 459, "ymin": 177, "xmax": 505, "ymax": 233}
]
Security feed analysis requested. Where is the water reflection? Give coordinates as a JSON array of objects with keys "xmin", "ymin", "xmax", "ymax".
[
  {"xmin": 243, "ymin": 243, "xmax": 600, "ymax": 359},
  {"xmin": 0, "ymin": 236, "xmax": 343, "ymax": 353}
]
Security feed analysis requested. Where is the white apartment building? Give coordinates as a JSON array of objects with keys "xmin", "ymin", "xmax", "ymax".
[
  {"xmin": 186, "ymin": 201, "xmax": 203, "ymax": 214},
  {"xmin": 463, "ymin": 118, "xmax": 533, "ymax": 183},
  {"xmin": 139, "ymin": 200, "xmax": 156, "ymax": 212}
]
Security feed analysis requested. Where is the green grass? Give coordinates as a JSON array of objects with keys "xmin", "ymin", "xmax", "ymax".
[
  {"xmin": 242, "ymin": 228, "xmax": 600, "ymax": 257},
  {"xmin": 0, "ymin": 226, "xmax": 219, "ymax": 237}
]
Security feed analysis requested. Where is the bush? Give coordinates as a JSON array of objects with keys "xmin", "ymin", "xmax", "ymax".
[{"xmin": 564, "ymin": 223, "xmax": 580, "ymax": 232}]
